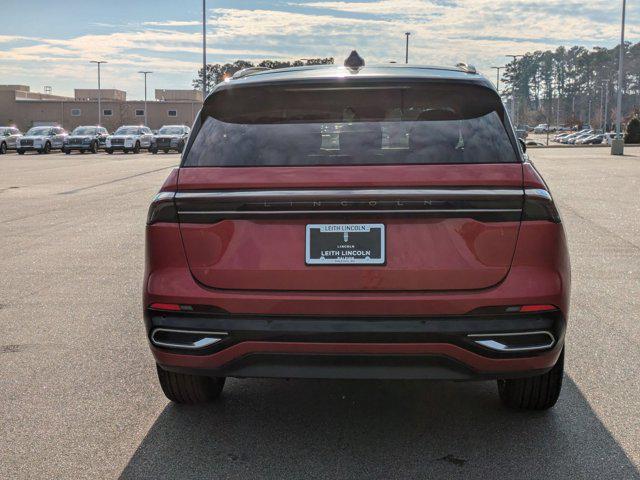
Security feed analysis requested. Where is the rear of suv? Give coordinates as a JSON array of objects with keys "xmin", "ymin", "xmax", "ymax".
[{"xmin": 144, "ymin": 57, "xmax": 570, "ymax": 410}]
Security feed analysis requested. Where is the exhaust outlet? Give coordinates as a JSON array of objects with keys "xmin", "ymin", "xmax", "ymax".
[
  {"xmin": 468, "ymin": 331, "xmax": 555, "ymax": 352},
  {"xmin": 150, "ymin": 328, "xmax": 227, "ymax": 350}
]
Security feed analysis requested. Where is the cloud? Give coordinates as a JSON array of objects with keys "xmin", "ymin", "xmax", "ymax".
[
  {"xmin": 1, "ymin": 1, "xmax": 638, "ymax": 98},
  {"xmin": 142, "ymin": 20, "xmax": 201, "ymax": 27}
]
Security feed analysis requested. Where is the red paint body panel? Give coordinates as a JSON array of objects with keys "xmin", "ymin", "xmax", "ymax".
[
  {"xmin": 177, "ymin": 164, "xmax": 524, "ymax": 291},
  {"xmin": 180, "ymin": 219, "xmax": 520, "ymax": 291},
  {"xmin": 177, "ymin": 164, "xmax": 523, "ymax": 190},
  {"xmin": 145, "ymin": 220, "xmax": 569, "ymax": 316}
]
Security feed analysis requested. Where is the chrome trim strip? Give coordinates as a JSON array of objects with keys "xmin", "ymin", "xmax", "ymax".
[
  {"xmin": 176, "ymin": 188, "xmax": 524, "ymax": 201},
  {"xmin": 150, "ymin": 328, "xmax": 228, "ymax": 350},
  {"xmin": 468, "ymin": 331, "xmax": 555, "ymax": 352},
  {"xmin": 179, "ymin": 209, "xmax": 522, "ymax": 216}
]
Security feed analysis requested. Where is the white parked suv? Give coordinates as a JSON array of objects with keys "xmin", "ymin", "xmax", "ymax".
[
  {"xmin": 17, "ymin": 126, "xmax": 67, "ymax": 154},
  {"xmin": 533, "ymin": 123, "xmax": 549, "ymax": 134},
  {"xmin": 105, "ymin": 125, "xmax": 154, "ymax": 154},
  {"xmin": 0, "ymin": 126, "xmax": 23, "ymax": 154}
]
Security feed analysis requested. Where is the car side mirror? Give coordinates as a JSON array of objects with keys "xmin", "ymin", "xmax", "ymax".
[{"xmin": 518, "ymin": 137, "xmax": 527, "ymax": 153}]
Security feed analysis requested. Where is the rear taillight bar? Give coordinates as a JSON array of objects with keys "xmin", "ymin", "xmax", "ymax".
[
  {"xmin": 147, "ymin": 191, "xmax": 177, "ymax": 224},
  {"xmin": 523, "ymin": 188, "xmax": 561, "ymax": 223},
  {"xmin": 147, "ymin": 188, "xmax": 561, "ymax": 224}
]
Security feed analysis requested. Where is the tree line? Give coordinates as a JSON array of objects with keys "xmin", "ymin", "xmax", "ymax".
[
  {"xmin": 193, "ymin": 58, "xmax": 334, "ymax": 92},
  {"xmin": 502, "ymin": 42, "xmax": 640, "ymax": 129}
]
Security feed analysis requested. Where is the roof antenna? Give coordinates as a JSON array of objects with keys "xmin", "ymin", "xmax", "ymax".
[{"xmin": 344, "ymin": 50, "xmax": 365, "ymax": 72}]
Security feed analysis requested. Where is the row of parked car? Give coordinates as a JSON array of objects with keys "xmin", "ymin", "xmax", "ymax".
[
  {"xmin": 553, "ymin": 129, "xmax": 617, "ymax": 145},
  {"xmin": 0, "ymin": 124, "xmax": 191, "ymax": 155}
]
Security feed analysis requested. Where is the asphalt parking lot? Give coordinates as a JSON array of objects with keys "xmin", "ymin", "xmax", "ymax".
[{"xmin": 1, "ymin": 148, "xmax": 639, "ymax": 479}]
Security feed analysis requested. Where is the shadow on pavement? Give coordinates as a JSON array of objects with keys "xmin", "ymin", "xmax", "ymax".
[{"xmin": 120, "ymin": 376, "xmax": 638, "ymax": 480}]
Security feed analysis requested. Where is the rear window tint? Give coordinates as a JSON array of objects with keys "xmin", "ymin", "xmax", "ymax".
[{"xmin": 183, "ymin": 82, "xmax": 518, "ymax": 167}]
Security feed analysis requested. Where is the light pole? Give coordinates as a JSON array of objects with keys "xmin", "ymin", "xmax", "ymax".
[
  {"xmin": 202, "ymin": 0, "xmax": 207, "ymax": 100},
  {"xmin": 405, "ymin": 32, "xmax": 411, "ymax": 64},
  {"xmin": 612, "ymin": 0, "xmax": 627, "ymax": 155},
  {"xmin": 90, "ymin": 60, "xmax": 107, "ymax": 126},
  {"xmin": 138, "ymin": 71, "xmax": 152, "ymax": 127},
  {"xmin": 506, "ymin": 55, "xmax": 523, "ymax": 125},
  {"xmin": 604, "ymin": 80, "xmax": 610, "ymax": 131},
  {"xmin": 491, "ymin": 66, "xmax": 506, "ymax": 94}
]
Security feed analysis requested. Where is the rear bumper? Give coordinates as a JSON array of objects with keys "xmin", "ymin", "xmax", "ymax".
[{"xmin": 148, "ymin": 311, "xmax": 565, "ymax": 380}]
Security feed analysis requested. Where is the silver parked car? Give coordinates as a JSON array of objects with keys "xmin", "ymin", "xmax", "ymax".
[
  {"xmin": 105, "ymin": 125, "xmax": 154, "ymax": 154},
  {"xmin": 150, "ymin": 125, "xmax": 191, "ymax": 154},
  {"xmin": 17, "ymin": 126, "xmax": 68, "ymax": 154},
  {"xmin": 0, "ymin": 126, "xmax": 23, "ymax": 154}
]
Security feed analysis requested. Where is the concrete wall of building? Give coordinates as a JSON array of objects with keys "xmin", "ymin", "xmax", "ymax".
[
  {"xmin": 0, "ymin": 86, "xmax": 202, "ymax": 132},
  {"xmin": 74, "ymin": 89, "xmax": 127, "ymax": 101},
  {"xmin": 155, "ymin": 89, "xmax": 203, "ymax": 102}
]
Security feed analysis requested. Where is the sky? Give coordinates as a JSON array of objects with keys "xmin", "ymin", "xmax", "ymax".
[{"xmin": 0, "ymin": 0, "xmax": 638, "ymax": 100}]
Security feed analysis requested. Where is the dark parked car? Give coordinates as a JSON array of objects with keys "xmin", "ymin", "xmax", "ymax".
[
  {"xmin": 144, "ymin": 56, "xmax": 570, "ymax": 410},
  {"xmin": 0, "ymin": 126, "xmax": 23, "ymax": 154},
  {"xmin": 16, "ymin": 126, "xmax": 67, "ymax": 154},
  {"xmin": 62, "ymin": 126, "xmax": 109, "ymax": 154},
  {"xmin": 150, "ymin": 125, "xmax": 191, "ymax": 154}
]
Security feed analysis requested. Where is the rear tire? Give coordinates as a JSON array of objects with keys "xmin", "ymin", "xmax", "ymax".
[
  {"xmin": 156, "ymin": 364, "xmax": 225, "ymax": 404},
  {"xmin": 498, "ymin": 349, "xmax": 564, "ymax": 410},
  {"xmin": 133, "ymin": 142, "xmax": 140, "ymax": 154},
  {"xmin": 0, "ymin": 142, "xmax": 6, "ymax": 154}
]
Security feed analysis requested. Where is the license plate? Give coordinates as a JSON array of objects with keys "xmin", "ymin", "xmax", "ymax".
[{"xmin": 305, "ymin": 224, "xmax": 385, "ymax": 265}]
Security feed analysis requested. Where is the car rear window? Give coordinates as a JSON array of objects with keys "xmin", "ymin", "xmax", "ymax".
[{"xmin": 183, "ymin": 81, "xmax": 518, "ymax": 167}]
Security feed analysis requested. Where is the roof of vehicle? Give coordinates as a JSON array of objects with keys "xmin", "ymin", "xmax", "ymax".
[{"xmin": 211, "ymin": 63, "xmax": 494, "ymax": 95}]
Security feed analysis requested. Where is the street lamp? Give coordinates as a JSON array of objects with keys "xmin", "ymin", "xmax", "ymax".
[
  {"xmin": 603, "ymin": 80, "xmax": 610, "ymax": 132},
  {"xmin": 612, "ymin": 0, "xmax": 627, "ymax": 155},
  {"xmin": 202, "ymin": 0, "xmax": 207, "ymax": 100},
  {"xmin": 138, "ymin": 71, "xmax": 152, "ymax": 127},
  {"xmin": 90, "ymin": 60, "xmax": 107, "ymax": 126},
  {"xmin": 491, "ymin": 66, "xmax": 506, "ymax": 95},
  {"xmin": 405, "ymin": 32, "xmax": 411, "ymax": 64}
]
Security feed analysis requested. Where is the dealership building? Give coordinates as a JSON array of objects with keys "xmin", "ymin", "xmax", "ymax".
[{"xmin": 0, "ymin": 85, "xmax": 203, "ymax": 132}]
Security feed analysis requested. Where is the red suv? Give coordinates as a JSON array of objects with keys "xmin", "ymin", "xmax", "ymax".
[{"xmin": 144, "ymin": 56, "xmax": 570, "ymax": 410}]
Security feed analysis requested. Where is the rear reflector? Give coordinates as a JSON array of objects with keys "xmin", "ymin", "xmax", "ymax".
[
  {"xmin": 149, "ymin": 303, "xmax": 181, "ymax": 311},
  {"xmin": 519, "ymin": 304, "xmax": 557, "ymax": 313}
]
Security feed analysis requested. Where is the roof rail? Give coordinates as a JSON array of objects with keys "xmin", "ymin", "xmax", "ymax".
[
  {"xmin": 231, "ymin": 67, "xmax": 271, "ymax": 80},
  {"xmin": 455, "ymin": 62, "xmax": 477, "ymax": 74}
]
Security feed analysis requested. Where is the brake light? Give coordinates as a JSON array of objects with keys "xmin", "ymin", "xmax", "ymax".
[
  {"xmin": 147, "ymin": 191, "xmax": 177, "ymax": 224},
  {"xmin": 523, "ymin": 189, "xmax": 561, "ymax": 223}
]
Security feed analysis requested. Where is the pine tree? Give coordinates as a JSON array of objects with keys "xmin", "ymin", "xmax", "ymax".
[{"xmin": 624, "ymin": 116, "xmax": 640, "ymax": 144}]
